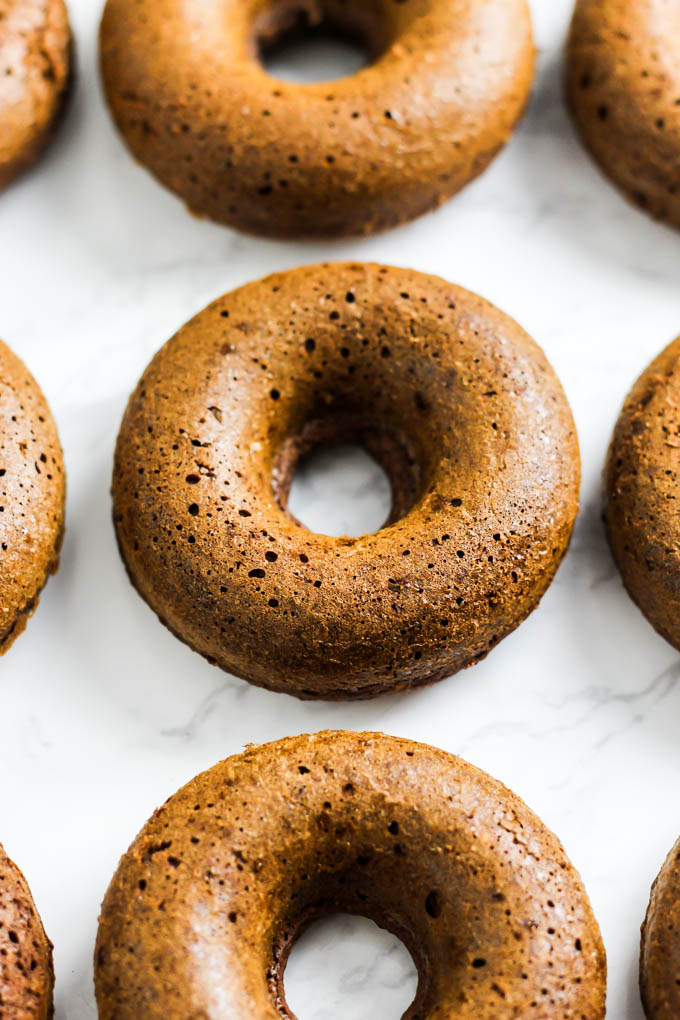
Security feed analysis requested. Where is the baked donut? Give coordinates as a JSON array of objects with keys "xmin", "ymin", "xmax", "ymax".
[
  {"xmin": 112, "ymin": 263, "xmax": 580, "ymax": 700},
  {"xmin": 640, "ymin": 835, "xmax": 680, "ymax": 1018},
  {"xmin": 567, "ymin": 0, "xmax": 680, "ymax": 229},
  {"xmin": 99, "ymin": 0, "xmax": 534, "ymax": 239},
  {"xmin": 0, "ymin": 339, "xmax": 65, "ymax": 653},
  {"xmin": 0, "ymin": 842, "xmax": 54, "ymax": 1018},
  {"xmin": 605, "ymin": 336, "xmax": 680, "ymax": 650},
  {"xmin": 94, "ymin": 730, "xmax": 607, "ymax": 1019},
  {"xmin": 0, "ymin": 0, "xmax": 73, "ymax": 191}
]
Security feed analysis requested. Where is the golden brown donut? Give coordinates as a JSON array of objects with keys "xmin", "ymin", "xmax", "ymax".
[
  {"xmin": 0, "ymin": 0, "xmax": 73, "ymax": 191},
  {"xmin": 99, "ymin": 0, "xmax": 534, "ymax": 238},
  {"xmin": 112, "ymin": 263, "xmax": 580, "ymax": 700},
  {"xmin": 567, "ymin": 0, "xmax": 680, "ymax": 229},
  {"xmin": 640, "ymin": 835, "xmax": 680, "ymax": 1018},
  {"xmin": 0, "ymin": 338, "xmax": 65, "ymax": 653},
  {"xmin": 94, "ymin": 731, "xmax": 607, "ymax": 1019},
  {"xmin": 0, "ymin": 842, "xmax": 54, "ymax": 1018},
  {"xmin": 605, "ymin": 336, "xmax": 680, "ymax": 650}
]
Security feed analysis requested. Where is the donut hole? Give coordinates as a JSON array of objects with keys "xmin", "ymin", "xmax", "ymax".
[
  {"xmin": 288, "ymin": 443, "xmax": 391, "ymax": 537},
  {"xmin": 284, "ymin": 913, "xmax": 418, "ymax": 1018},
  {"xmin": 273, "ymin": 419, "xmax": 424, "ymax": 536},
  {"xmin": 255, "ymin": 0, "xmax": 389, "ymax": 83},
  {"xmin": 260, "ymin": 28, "xmax": 369, "ymax": 83}
]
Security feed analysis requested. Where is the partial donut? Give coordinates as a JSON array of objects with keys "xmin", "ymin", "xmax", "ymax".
[
  {"xmin": 0, "ymin": 842, "xmax": 53, "ymax": 1018},
  {"xmin": 0, "ymin": 0, "xmax": 73, "ymax": 190},
  {"xmin": 567, "ymin": 0, "xmax": 680, "ymax": 229},
  {"xmin": 605, "ymin": 336, "xmax": 680, "ymax": 650},
  {"xmin": 0, "ymin": 338, "xmax": 65, "ymax": 653},
  {"xmin": 641, "ymin": 835, "xmax": 680, "ymax": 1018},
  {"xmin": 94, "ymin": 730, "xmax": 607, "ymax": 1019},
  {"xmin": 112, "ymin": 263, "xmax": 580, "ymax": 700},
  {"xmin": 99, "ymin": 0, "xmax": 534, "ymax": 238}
]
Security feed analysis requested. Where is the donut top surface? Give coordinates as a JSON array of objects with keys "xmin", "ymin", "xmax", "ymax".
[
  {"xmin": 0, "ymin": 339, "xmax": 65, "ymax": 652},
  {"xmin": 641, "ymin": 835, "xmax": 680, "ymax": 1019},
  {"xmin": 95, "ymin": 730, "xmax": 606, "ymax": 1018},
  {"xmin": 0, "ymin": 843, "xmax": 53, "ymax": 1018},
  {"xmin": 605, "ymin": 336, "xmax": 680, "ymax": 650},
  {"xmin": 568, "ymin": 0, "xmax": 680, "ymax": 228},
  {"xmin": 0, "ymin": 0, "xmax": 72, "ymax": 189},
  {"xmin": 113, "ymin": 263, "xmax": 580, "ymax": 699},
  {"xmin": 100, "ymin": 0, "xmax": 534, "ymax": 237}
]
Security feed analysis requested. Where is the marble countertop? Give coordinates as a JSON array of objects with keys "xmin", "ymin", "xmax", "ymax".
[{"xmin": 1, "ymin": 0, "xmax": 679, "ymax": 1016}]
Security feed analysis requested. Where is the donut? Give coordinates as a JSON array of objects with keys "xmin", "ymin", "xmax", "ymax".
[
  {"xmin": 0, "ymin": 0, "xmax": 73, "ymax": 191},
  {"xmin": 605, "ymin": 336, "xmax": 680, "ymax": 650},
  {"xmin": 99, "ymin": 0, "xmax": 534, "ymax": 239},
  {"xmin": 112, "ymin": 263, "xmax": 580, "ymax": 700},
  {"xmin": 94, "ymin": 730, "xmax": 607, "ymax": 1018},
  {"xmin": 567, "ymin": 1, "xmax": 680, "ymax": 230},
  {"xmin": 0, "ymin": 339, "xmax": 65, "ymax": 653},
  {"xmin": 640, "ymin": 835, "xmax": 680, "ymax": 1018},
  {"xmin": 0, "ymin": 842, "xmax": 53, "ymax": 1018}
]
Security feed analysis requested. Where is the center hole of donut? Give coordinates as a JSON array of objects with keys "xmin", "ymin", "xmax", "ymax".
[
  {"xmin": 288, "ymin": 443, "xmax": 391, "ymax": 537},
  {"xmin": 262, "ymin": 30, "xmax": 368, "ymax": 83},
  {"xmin": 256, "ymin": 3, "xmax": 375, "ymax": 83},
  {"xmin": 284, "ymin": 914, "xmax": 418, "ymax": 1018}
]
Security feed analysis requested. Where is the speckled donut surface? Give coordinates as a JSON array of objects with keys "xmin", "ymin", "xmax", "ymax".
[
  {"xmin": 640, "ymin": 835, "xmax": 680, "ymax": 1018},
  {"xmin": 0, "ymin": 843, "xmax": 53, "ymax": 1018},
  {"xmin": 605, "ymin": 336, "xmax": 680, "ymax": 650},
  {"xmin": 0, "ymin": 0, "xmax": 72, "ymax": 190},
  {"xmin": 567, "ymin": 0, "xmax": 680, "ymax": 229},
  {"xmin": 113, "ymin": 263, "xmax": 580, "ymax": 701},
  {"xmin": 94, "ymin": 730, "xmax": 606, "ymax": 1019},
  {"xmin": 99, "ymin": 0, "xmax": 534, "ymax": 238},
  {"xmin": 0, "ymin": 339, "xmax": 65, "ymax": 653}
]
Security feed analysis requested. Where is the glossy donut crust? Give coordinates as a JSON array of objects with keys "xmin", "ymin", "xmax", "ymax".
[
  {"xmin": 0, "ymin": 843, "xmax": 54, "ymax": 1018},
  {"xmin": 605, "ymin": 337, "xmax": 680, "ymax": 650},
  {"xmin": 95, "ymin": 730, "xmax": 606, "ymax": 1019},
  {"xmin": 0, "ymin": 339, "xmax": 65, "ymax": 653},
  {"xmin": 640, "ymin": 835, "xmax": 680, "ymax": 1018},
  {"xmin": 99, "ymin": 0, "xmax": 534, "ymax": 238},
  {"xmin": 567, "ymin": 0, "xmax": 680, "ymax": 229},
  {"xmin": 0, "ymin": 0, "xmax": 72, "ymax": 190},
  {"xmin": 112, "ymin": 263, "xmax": 580, "ymax": 700}
]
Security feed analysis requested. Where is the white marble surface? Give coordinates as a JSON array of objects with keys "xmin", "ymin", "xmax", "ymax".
[{"xmin": 1, "ymin": 0, "xmax": 679, "ymax": 1015}]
